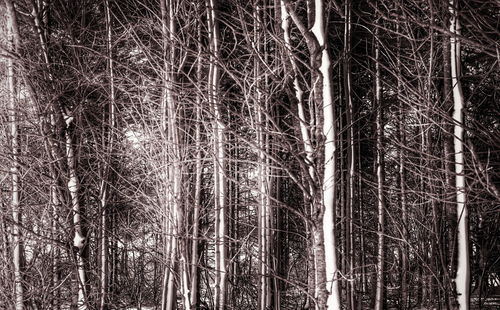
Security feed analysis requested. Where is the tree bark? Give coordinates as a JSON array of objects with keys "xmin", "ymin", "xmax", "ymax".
[
  {"xmin": 395, "ymin": 17, "xmax": 409, "ymax": 309},
  {"xmin": 254, "ymin": 3, "xmax": 273, "ymax": 309},
  {"xmin": 207, "ymin": 1, "xmax": 227, "ymax": 308},
  {"xmin": 189, "ymin": 9, "xmax": 204, "ymax": 307},
  {"xmin": 99, "ymin": 1, "xmax": 115, "ymax": 309},
  {"xmin": 374, "ymin": 22, "xmax": 385, "ymax": 310},
  {"xmin": 343, "ymin": 1, "xmax": 356, "ymax": 307},
  {"xmin": 159, "ymin": 0, "xmax": 179, "ymax": 308},
  {"xmin": 283, "ymin": 1, "xmax": 341, "ymax": 308},
  {"xmin": 449, "ymin": 1, "xmax": 470, "ymax": 309},
  {"xmin": 5, "ymin": 1, "xmax": 24, "ymax": 309},
  {"xmin": 312, "ymin": 0, "xmax": 341, "ymax": 308}
]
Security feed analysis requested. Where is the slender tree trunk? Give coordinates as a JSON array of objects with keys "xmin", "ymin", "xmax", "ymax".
[
  {"xmin": 449, "ymin": 1, "xmax": 470, "ymax": 309},
  {"xmin": 440, "ymin": 6, "xmax": 457, "ymax": 307},
  {"xmin": 25, "ymin": 3, "xmax": 88, "ymax": 308},
  {"xmin": 65, "ymin": 111, "xmax": 87, "ymax": 310},
  {"xmin": 397, "ymin": 73, "xmax": 409, "ymax": 310},
  {"xmin": 207, "ymin": 1, "xmax": 227, "ymax": 308},
  {"xmin": 343, "ymin": 1, "xmax": 356, "ymax": 308},
  {"xmin": 283, "ymin": 1, "xmax": 341, "ymax": 308},
  {"xmin": 374, "ymin": 23, "xmax": 385, "ymax": 310},
  {"xmin": 50, "ymin": 182, "xmax": 61, "ymax": 310},
  {"xmin": 99, "ymin": 1, "xmax": 115, "ymax": 309},
  {"xmin": 279, "ymin": 8, "xmax": 316, "ymax": 306},
  {"xmin": 312, "ymin": 0, "xmax": 341, "ymax": 308},
  {"xmin": 159, "ymin": 1, "xmax": 184, "ymax": 309},
  {"xmin": 280, "ymin": 0, "xmax": 314, "ymax": 188},
  {"xmin": 254, "ymin": 3, "xmax": 272, "ymax": 309},
  {"xmin": 358, "ymin": 152, "xmax": 367, "ymax": 296},
  {"xmin": 190, "ymin": 110, "xmax": 202, "ymax": 309},
  {"xmin": 189, "ymin": 11, "xmax": 204, "ymax": 307},
  {"xmin": 396, "ymin": 19, "xmax": 409, "ymax": 309},
  {"xmin": 5, "ymin": 1, "xmax": 24, "ymax": 309}
]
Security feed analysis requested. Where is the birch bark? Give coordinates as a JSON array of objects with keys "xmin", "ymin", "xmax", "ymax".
[
  {"xmin": 4, "ymin": 1, "xmax": 24, "ymax": 308},
  {"xmin": 449, "ymin": 1, "xmax": 470, "ymax": 309},
  {"xmin": 282, "ymin": 1, "xmax": 341, "ymax": 308},
  {"xmin": 312, "ymin": 0, "xmax": 341, "ymax": 307},
  {"xmin": 207, "ymin": 1, "xmax": 227, "ymax": 308}
]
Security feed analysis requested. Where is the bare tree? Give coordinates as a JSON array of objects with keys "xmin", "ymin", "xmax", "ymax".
[
  {"xmin": 4, "ymin": 1, "xmax": 23, "ymax": 309},
  {"xmin": 449, "ymin": 0, "xmax": 470, "ymax": 308}
]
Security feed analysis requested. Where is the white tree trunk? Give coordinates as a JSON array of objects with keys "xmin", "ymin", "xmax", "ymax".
[
  {"xmin": 190, "ymin": 12, "xmax": 204, "ymax": 306},
  {"xmin": 283, "ymin": 0, "xmax": 341, "ymax": 307},
  {"xmin": 311, "ymin": 0, "xmax": 341, "ymax": 308},
  {"xmin": 374, "ymin": 32, "xmax": 384, "ymax": 310},
  {"xmin": 449, "ymin": 1, "xmax": 470, "ymax": 309},
  {"xmin": 99, "ymin": 1, "xmax": 115, "ymax": 309},
  {"xmin": 280, "ymin": 1, "xmax": 315, "ymax": 188},
  {"xmin": 374, "ymin": 23, "xmax": 385, "ymax": 310},
  {"xmin": 65, "ymin": 116, "xmax": 87, "ymax": 310},
  {"xmin": 159, "ymin": 1, "xmax": 186, "ymax": 309},
  {"xmin": 254, "ymin": 3, "xmax": 273, "ymax": 308},
  {"xmin": 23, "ymin": 3, "xmax": 88, "ymax": 308},
  {"xmin": 207, "ymin": 1, "xmax": 227, "ymax": 308},
  {"xmin": 5, "ymin": 1, "xmax": 24, "ymax": 308}
]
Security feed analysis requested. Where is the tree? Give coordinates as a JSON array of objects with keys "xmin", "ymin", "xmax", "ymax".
[
  {"xmin": 282, "ymin": 0, "xmax": 341, "ymax": 308},
  {"xmin": 0, "ymin": 0, "xmax": 497, "ymax": 309},
  {"xmin": 4, "ymin": 1, "xmax": 24, "ymax": 309},
  {"xmin": 373, "ymin": 15, "xmax": 385, "ymax": 310},
  {"xmin": 449, "ymin": 0, "xmax": 470, "ymax": 308},
  {"xmin": 206, "ymin": 1, "xmax": 228, "ymax": 308}
]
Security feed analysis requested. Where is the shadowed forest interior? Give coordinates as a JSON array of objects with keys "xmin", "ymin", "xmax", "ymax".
[{"xmin": 0, "ymin": 0, "xmax": 499, "ymax": 309}]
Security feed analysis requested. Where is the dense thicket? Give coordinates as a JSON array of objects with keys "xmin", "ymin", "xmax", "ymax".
[{"xmin": 0, "ymin": 0, "xmax": 498, "ymax": 309}]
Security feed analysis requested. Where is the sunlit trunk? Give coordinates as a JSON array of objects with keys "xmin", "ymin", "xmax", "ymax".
[
  {"xmin": 311, "ymin": 0, "xmax": 341, "ymax": 307},
  {"xmin": 5, "ymin": 1, "xmax": 24, "ymax": 309},
  {"xmin": 279, "ymin": 8, "xmax": 316, "ymax": 305},
  {"xmin": 65, "ymin": 112, "xmax": 87, "ymax": 310},
  {"xmin": 189, "ymin": 11, "xmax": 204, "ymax": 307},
  {"xmin": 254, "ymin": 3, "xmax": 273, "ymax": 309},
  {"xmin": 159, "ymin": 1, "xmax": 182, "ymax": 309},
  {"xmin": 449, "ymin": 1, "xmax": 470, "ymax": 309},
  {"xmin": 207, "ymin": 1, "xmax": 227, "ymax": 308},
  {"xmin": 374, "ymin": 22, "xmax": 385, "ymax": 310},
  {"xmin": 99, "ymin": 1, "xmax": 115, "ymax": 309},
  {"xmin": 283, "ymin": 0, "xmax": 341, "ymax": 308}
]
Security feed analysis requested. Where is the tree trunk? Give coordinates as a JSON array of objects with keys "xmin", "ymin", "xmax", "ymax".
[
  {"xmin": 312, "ymin": 0, "xmax": 341, "ymax": 307},
  {"xmin": 343, "ymin": 1, "xmax": 356, "ymax": 307},
  {"xmin": 283, "ymin": 1, "xmax": 341, "ymax": 308},
  {"xmin": 374, "ymin": 22, "xmax": 385, "ymax": 310},
  {"xmin": 207, "ymin": 1, "xmax": 227, "ymax": 308},
  {"xmin": 5, "ymin": 1, "xmax": 24, "ymax": 308},
  {"xmin": 99, "ymin": 1, "xmax": 115, "ymax": 309},
  {"xmin": 449, "ymin": 1, "xmax": 470, "ymax": 309},
  {"xmin": 189, "ymin": 12, "xmax": 204, "ymax": 306},
  {"xmin": 159, "ymin": 1, "xmax": 184, "ymax": 309},
  {"xmin": 65, "ymin": 111, "xmax": 87, "ymax": 310},
  {"xmin": 254, "ymin": 3, "xmax": 273, "ymax": 309}
]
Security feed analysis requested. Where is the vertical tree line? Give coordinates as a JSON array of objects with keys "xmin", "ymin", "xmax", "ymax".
[{"xmin": 0, "ymin": 0, "xmax": 498, "ymax": 309}]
